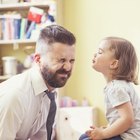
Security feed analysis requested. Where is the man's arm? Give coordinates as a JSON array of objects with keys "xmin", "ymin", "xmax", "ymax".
[{"xmin": 0, "ymin": 97, "xmax": 24, "ymax": 140}]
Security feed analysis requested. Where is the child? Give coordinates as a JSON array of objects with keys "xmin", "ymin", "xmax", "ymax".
[{"xmin": 79, "ymin": 37, "xmax": 140, "ymax": 140}]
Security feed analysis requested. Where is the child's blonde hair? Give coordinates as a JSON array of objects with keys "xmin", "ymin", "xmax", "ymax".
[{"xmin": 103, "ymin": 37, "xmax": 139, "ymax": 85}]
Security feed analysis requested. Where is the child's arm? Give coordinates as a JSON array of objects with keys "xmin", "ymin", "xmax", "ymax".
[{"xmin": 87, "ymin": 102, "xmax": 134, "ymax": 139}]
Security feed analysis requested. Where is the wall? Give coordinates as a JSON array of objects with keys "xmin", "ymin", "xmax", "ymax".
[{"xmin": 62, "ymin": 0, "xmax": 140, "ymax": 125}]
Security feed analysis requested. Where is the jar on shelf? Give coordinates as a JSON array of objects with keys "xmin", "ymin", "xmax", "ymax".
[{"xmin": 2, "ymin": 56, "xmax": 17, "ymax": 76}]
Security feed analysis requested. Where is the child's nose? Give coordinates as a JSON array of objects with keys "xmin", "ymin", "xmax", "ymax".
[{"xmin": 94, "ymin": 53, "xmax": 97, "ymax": 57}]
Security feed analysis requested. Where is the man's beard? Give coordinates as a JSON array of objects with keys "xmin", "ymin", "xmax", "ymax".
[{"xmin": 41, "ymin": 66, "xmax": 71, "ymax": 88}]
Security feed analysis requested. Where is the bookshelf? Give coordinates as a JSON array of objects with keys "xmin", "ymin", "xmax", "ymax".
[
  {"xmin": 0, "ymin": 0, "xmax": 56, "ymax": 44},
  {"xmin": 0, "ymin": 0, "xmax": 58, "ymax": 80}
]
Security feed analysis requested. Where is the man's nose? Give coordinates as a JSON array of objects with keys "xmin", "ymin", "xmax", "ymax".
[{"xmin": 62, "ymin": 62, "xmax": 72, "ymax": 71}]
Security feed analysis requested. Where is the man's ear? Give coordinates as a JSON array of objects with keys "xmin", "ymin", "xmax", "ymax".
[
  {"xmin": 110, "ymin": 59, "xmax": 119, "ymax": 69},
  {"xmin": 34, "ymin": 54, "xmax": 41, "ymax": 63}
]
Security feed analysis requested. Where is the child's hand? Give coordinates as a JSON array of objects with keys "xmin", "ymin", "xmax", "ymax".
[
  {"xmin": 86, "ymin": 126, "xmax": 104, "ymax": 140},
  {"xmin": 100, "ymin": 126, "xmax": 107, "ymax": 129},
  {"xmin": 85, "ymin": 126, "xmax": 95, "ymax": 136}
]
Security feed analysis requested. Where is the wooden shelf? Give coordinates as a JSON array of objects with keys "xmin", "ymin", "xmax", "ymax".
[
  {"xmin": 0, "ymin": 39, "xmax": 36, "ymax": 44},
  {"xmin": 0, "ymin": 1, "xmax": 56, "ymax": 11}
]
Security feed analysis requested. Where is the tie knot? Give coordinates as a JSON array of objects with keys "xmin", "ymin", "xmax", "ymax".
[{"xmin": 45, "ymin": 91, "xmax": 55, "ymax": 101}]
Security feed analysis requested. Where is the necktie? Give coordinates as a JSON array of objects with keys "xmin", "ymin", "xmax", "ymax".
[{"xmin": 46, "ymin": 91, "xmax": 56, "ymax": 140}]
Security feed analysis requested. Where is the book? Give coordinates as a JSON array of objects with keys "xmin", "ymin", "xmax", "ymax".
[
  {"xmin": 20, "ymin": 18, "xmax": 28, "ymax": 39},
  {"xmin": 0, "ymin": 14, "xmax": 21, "ymax": 40},
  {"xmin": 25, "ymin": 21, "xmax": 36, "ymax": 39},
  {"xmin": 14, "ymin": 17, "xmax": 21, "ymax": 39},
  {"xmin": 0, "ymin": 18, "xmax": 2, "ymax": 39}
]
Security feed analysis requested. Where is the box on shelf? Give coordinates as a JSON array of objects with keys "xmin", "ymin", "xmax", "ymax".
[{"xmin": 28, "ymin": 7, "xmax": 44, "ymax": 23}]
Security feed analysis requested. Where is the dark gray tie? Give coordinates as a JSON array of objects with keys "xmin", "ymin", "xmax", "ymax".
[{"xmin": 46, "ymin": 91, "xmax": 56, "ymax": 140}]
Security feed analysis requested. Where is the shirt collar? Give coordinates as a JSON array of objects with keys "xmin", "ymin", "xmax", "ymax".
[{"xmin": 30, "ymin": 65, "xmax": 48, "ymax": 96}]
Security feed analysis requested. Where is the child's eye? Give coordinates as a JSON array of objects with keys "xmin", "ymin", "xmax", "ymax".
[{"xmin": 98, "ymin": 50, "xmax": 102, "ymax": 54}]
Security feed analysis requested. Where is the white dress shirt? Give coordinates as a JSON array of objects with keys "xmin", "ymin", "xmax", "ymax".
[{"xmin": 0, "ymin": 65, "xmax": 58, "ymax": 140}]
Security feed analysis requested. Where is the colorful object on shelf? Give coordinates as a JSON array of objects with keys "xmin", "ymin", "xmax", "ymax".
[
  {"xmin": 25, "ymin": 21, "xmax": 36, "ymax": 39},
  {"xmin": 28, "ymin": 7, "xmax": 44, "ymax": 23},
  {"xmin": 60, "ymin": 96, "xmax": 79, "ymax": 107}
]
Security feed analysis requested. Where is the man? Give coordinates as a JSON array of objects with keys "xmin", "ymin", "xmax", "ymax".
[{"xmin": 0, "ymin": 25, "xmax": 76, "ymax": 140}]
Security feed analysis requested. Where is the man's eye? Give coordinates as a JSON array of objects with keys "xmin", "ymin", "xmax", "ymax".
[
  {"xmin": 70, "ymin": 60, "xmax": 75, "ymax": 64},
  {"xmin": 59, "ymin": 59, "xmax": 65, "ymax": 63}
]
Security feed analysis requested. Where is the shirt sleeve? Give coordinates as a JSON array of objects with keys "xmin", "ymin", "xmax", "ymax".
[
  {"xmin": 108, "ymin": 86, "xmax": 130, "ymax": 107},
  {"xmin": 0, "ymin": 93, "xmax": 24, "ymax": 140}
]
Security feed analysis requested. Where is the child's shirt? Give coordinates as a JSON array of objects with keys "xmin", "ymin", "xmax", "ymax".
[{"xmin": 104, "ymin": 80, "xmax": 140, "ymax": 140}]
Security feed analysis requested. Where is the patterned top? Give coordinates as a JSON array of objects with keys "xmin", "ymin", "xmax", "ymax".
[{"xmin": 104, "ymin": 80, "xmax": 140, "ymax": 140}]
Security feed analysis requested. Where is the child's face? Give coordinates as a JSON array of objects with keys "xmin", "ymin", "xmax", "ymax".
[{"xmin": 92, "ymin": 40, "xmax": 118, "ymax": 76}]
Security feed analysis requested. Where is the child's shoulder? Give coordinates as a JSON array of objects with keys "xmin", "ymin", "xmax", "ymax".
[
  {"xmin": 109, "ymin": 80, "xmax": 130, "ymax": 89},
  {"xmin": 112, "ymin": 79, "xmax": 127, "ymax": 84},
  {"xmin": 105, "ymin": 80, "xmax": 132, "ymax": 93}
]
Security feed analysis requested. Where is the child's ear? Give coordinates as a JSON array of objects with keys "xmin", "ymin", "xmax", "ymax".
[
  {"xmin": 110, "ymin": 59, "xmax": 118, "ymax": 69},
  {"xmin": 34, "ymin": 54, "xmax": 41, "ymax": 63}
]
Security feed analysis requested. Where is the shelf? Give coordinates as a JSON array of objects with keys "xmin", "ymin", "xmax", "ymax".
[
  {"xmin": 0, "ymin": 1, "xmax": 57, "ymax": 46},
  {"xmin": 0, "ymin": 1, "xmax": 56, "ymax": 11},
  {"xmin": 0, "ymin": 39, "xmax": 36, "ymax": 44}
]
